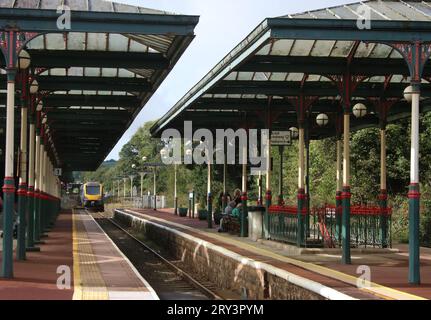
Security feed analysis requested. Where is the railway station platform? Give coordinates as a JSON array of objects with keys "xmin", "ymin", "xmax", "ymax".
[
  {"xmin": 118, "ymin": 208, "xmax": 431, "ymax": 300},
  {"xmin": 0, "ymin": 210, "xmax": 158, "ymax": 300}
]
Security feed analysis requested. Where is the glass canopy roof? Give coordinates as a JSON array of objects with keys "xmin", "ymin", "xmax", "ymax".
[
  {"xmin": 0, "ymin": 0, "xmax": 199, "ymax": 172},
  {"xmin": 151, "ymin": 0, "xmax": 431, "ymax": 140}
]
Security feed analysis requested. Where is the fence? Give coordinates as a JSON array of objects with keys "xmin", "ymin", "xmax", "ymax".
[
  {"xmin": 268, "ymin": 204, "xmax": 392, "ymax": 248},
  {"xmin": 112, "ymin": 196, "xmax": 167, "ymax": 209}
]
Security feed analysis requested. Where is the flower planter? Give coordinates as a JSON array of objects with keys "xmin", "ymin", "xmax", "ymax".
[
  {"xmin": 198, "ymin": 209, "xmax": 208, "ymax": 221},
  {"xmin": 178, "ymin": 207, "xmax": 188, "ymax": 217}
]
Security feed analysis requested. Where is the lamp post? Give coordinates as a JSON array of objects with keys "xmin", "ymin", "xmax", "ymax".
[
  {"xmin": 16, "ymin": 50, "xmax": 35, "ymax": 261},
  {"xmin": 405, "ymin": 85, "xmax": 421, "ymax": 284}
]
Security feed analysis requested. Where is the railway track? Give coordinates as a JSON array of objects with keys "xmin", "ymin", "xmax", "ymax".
[{"xmin": 85, "ymin": 209, "xmax": 223, "ymax": 300}]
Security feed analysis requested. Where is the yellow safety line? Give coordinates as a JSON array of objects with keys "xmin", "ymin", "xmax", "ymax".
[
  {"xmin": 72, "ymin": 209, "xmax": 109, "ymax": 300},
  {"xmin": 72, "ymin": 208, "xmax": 83, "ymax": 300},
  {"xmin": 128, "ymin": 209, "xmax": 427, "ymax": 301}
]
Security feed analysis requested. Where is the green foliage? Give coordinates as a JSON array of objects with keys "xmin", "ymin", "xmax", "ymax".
[{"xmin": 75, "ymin": 116, "xmax": 431, "ymax": 247}]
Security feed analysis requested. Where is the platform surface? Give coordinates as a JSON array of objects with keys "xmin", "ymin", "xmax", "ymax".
[
  {"xmin": 0, "ymin": 210, "xmax": 158, "ymax": 300},
  {"xmin": 125, "ymin": 207, "xmax": 431, "ymax": 300}
]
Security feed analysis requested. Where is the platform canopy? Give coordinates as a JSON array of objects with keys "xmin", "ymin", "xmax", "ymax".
[
  {"xmin": 151, "ymin": 0, "xmax": 431, "ymax": 139},
  {"xmin": 0, "ymin": 0, "xmax": 199, "ymax": 172}
]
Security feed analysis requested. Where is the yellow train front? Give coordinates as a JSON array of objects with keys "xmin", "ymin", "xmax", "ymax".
[{"xmin": 80, "ymin": 182, "xmax": 104, "ymax": 211}]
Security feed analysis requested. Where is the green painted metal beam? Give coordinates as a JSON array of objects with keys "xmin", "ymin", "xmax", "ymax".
[
  {"xmin": 43, "ymin": 94, "xmax": 140, "ymax": 108},
  {"xmin": 211, "ymin": 81, "xmax": 431, "ymax": 98},
  {"xmin": 267, "ymin": 18, "xmax": 431, "ymax": 42},
  {"xmin": 36, "ymin": 76, "xmax": 151, "ymax": 92},
  {"xmin": 0, "ymin": 8, "xmax": 199, "ymax": 35},
  {"xmin": 238, "ymin": 56, "xmax": 413, "ymax": 76},
  {"xmin": 23, "ymin": 50, "xmax": 168, "ymax": 69}
]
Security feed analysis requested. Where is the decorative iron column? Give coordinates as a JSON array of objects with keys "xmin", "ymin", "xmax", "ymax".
[
  {"xmin": 278, "ymin": 146, "xmax": 284, "ymax": 205},
  {"xmin": 1, "ymin": 32, "xmax": 18, "ymax": 278},
  {"xmin": 26, "ymin": 111, "xmax": 36, "ymax": 250},
  {"xmin": 241, "ymin": 141, "xmax": 248, "ymax": 237},
  {"xmin": 341, "ymin": 101, "xmax": 351, "ymax": 264},
  {"xmin": 264, "ymin": 131, "xmax": 272, "ymax": 239},
  {"xmin": 389, "ymin": 41, "xmax": 431, "ymax": 284},
  {"xmin": 336, "ymin": 136, "xmax": 343, "ymax": 244},
  {"xmin": 222, "ymin": 150, "xmax": 227, "ymax": 210},
  {"xmin": 17, "ymin": 72, "xmax": 29, "ymax": 261},
  {"xmin": 207, "ymin": 161, "xmax": 212, "ymax": 228},
  {"xmin": 130, "ymin": 175, "xmax": 134, "ymax": 198},
  {"xmin": 153, "ymin": 167, "xmax": 157, "ymax": 211},
  {"xmin": 174, "ymin": 164, "xmax": 178, "ymax": 215},
  {"xmin": 379, "ymin": 121, "xmax": 388, "ymax": 248},
  {"xmin": 297, "ymin": 125, "xmax": 306, "ymax": 247},
  {"xmin": 123, "ymin": 178, "xmax": 127, "ymax": 199},
  {"xmin": 34, "ymin": 122, "xmax": 41, "ymax": 242},
  {"xmin": 409, "ymin": 82, "xmax": 421, "ymax": 284}
]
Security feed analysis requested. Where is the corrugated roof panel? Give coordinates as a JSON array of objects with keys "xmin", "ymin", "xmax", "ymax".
[
  {"xmin": 289, "ymin": 40, "xmax": 315, "ymax": 56},
  {"xmin": 224, "ymin": 72, "xmax": 237, "ymax": 81},
  {"xmin": 253, "ymin": 72, "xmax": 270, "ymax": 81},
  {"xmin": 118, "ymin": 69, "xmax": 136, "ymax": 78},
  {"xmin": 67, "ymin": 32, "xmax": 87, "ymax": 51},
  {"xmin": 270, "ymin": 40, "xmax": 294, "ymax": 56},
  {"xmin": 14, "ymin": 0, "xmax": 41, "ymax": 9},
  {"xmin": 46, "ymin": 34, "xmax": 66, "ymax": 50},
  {"xmin": 256, "ymin": 43, "xmax": 271, "ymax": 56},
  {"xmin": 237, "ymin": 72, "xmax": 254, "ymax": 81},
  {"xmin": 129, "ymin": 40, "xmax": 149, "ymax": 53},
  {"xmin": 286, "ymin": 73, "xmax": 304, "ymax": 81},
  {"xmin": 0, "ymin": 0, "xmax": 14, "ymax": 8},
  {"xmin": 68, "ymin": 67, "xmax": 84, "ymax": 76},
  {"xmin": 368, "ymin": 43, "xmax": 393, "ymax": 58},
  {"xmin": 386, "ymin": 2, "xmax": 431, "ymax": 20},
  {"xmin": 310, "ymin": 40, "xmax": 336, "ymax": 57},
  {"xmin": 366, "ymin": 1, "xmax": 417, "ymax": 20},
  {"xmin": 84, "ymin": 67, "xmax": 101, "ymax": 77},
  {"xmin": 330, "ymin": 41, "xmax": 355, "ymax": 57},
  {"xmin": 329, "ymin": 6, "xmax": 362, "ymax": 19},
  {"xmin": 128, "ymin": 68, "xmax": 153, "ymax": 78},
  {"xmin": 311, "ymin": 8, "xmax": 340, "ymax": 19},
  {"xmin": 354, "ymin": 42, "xmax": 375, "ymax": 58},
  {"xmin": 410, "ymin": 2, "xmax": 431, "ymax": 18},
  {"xmin": 112, "ymin": 2, "xmax": 139, "ymax": 13},
  {"xmin": 269, "ymin": 73, "xmax": 288, "ymax": 81},
  {"xmin": 87, "ymin": 33, "xmax": 107, "ymax": 51},
  {"xmin": 50, "ymin": 68, "xmax": 66, "ymax": 76},
  {"xmin": 101, "ymin": 68, "xmax": 118, "ymax": 77},
  {"xmin": 40, "ymin": 0, "xmax": 62, "ymax": 10},
  {"xmin": 108, "ymin": 34, "xmax": 128, "ymax": 51},
  {"xmin": 66, "ymin": 0, "xmax": 89, "ymax": 11},
  {"xmin": 26, "ymin": 34, "xmax": 44, "ymax": 50}
]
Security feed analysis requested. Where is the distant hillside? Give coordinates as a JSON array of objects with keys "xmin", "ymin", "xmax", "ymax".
[{"xmin": 103, "ymin": 159, "xmax": 117, "ymax": 167}]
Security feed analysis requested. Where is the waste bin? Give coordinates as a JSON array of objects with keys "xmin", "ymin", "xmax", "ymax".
[{"xmin": 248, "ymin": 206, "xmax": 265, "ymax": 241}]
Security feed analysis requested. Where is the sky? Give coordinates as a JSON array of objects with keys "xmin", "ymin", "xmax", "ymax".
[{"xmin": 105, "ymin": 0, "xmax": 358, "ymax": 160}]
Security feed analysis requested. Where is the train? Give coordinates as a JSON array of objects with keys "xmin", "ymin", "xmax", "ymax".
[{"xmin": 80, "ymin": 182, "xmax": 104, "ymax": 211}]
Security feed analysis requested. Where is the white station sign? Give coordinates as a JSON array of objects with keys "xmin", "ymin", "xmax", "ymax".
[{"xmin": 271, "ymin": 131, "xmax": 292, "ymax": 146}]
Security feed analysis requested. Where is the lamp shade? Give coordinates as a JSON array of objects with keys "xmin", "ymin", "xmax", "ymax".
[
  {"xmin": 18, "ymin": 50, "xmax": 31, "ymax": 70},
  {"xmin": 36, "ymin": 101, "xmax": 43, "ymax": 112},
  {"xmin": 404, "ymin": 85, "xmax": 414, "ymax": 102},
  {"xmin": 289, "ymin": 127, "xmax": 299, "ymax": 139},
  {"xmin": 316, "ymin": 113, "xmax": 329, "ymax": 127},
  {"xmin": 29, "ymin": 79, "xmax": 39, "ymax": 94},
  {"xmin": 353, "ymin": 103, "xmax": 367, "ymax": 118}
]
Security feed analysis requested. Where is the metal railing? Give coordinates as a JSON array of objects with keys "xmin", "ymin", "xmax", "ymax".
[{"xmin": 267, "ymin": 204, "xmax": 392, "ymax": 248}]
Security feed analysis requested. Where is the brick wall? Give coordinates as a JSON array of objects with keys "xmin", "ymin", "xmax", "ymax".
[{"xmin": 114, "ymin": 211, "xmax": 323, "ymax": 300}]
